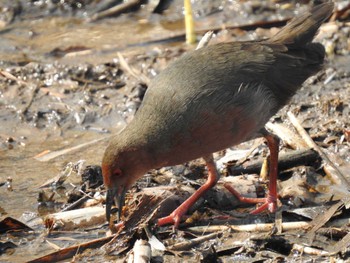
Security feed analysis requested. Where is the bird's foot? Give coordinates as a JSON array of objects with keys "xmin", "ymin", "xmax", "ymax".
[
  {"xmin": 157, "ymin": 207, "xmax": 188, "ymax": 228},
  {"xmin": 157, "ymin": 155, "xmax": 218, "ymax": 228},
  {"xmin": 224, "ymin": 182, "xmax": 277, "ymax": 214},
  {"xmin": 249, "ymin": 194, "xmax": 277, "ymax": 214}
]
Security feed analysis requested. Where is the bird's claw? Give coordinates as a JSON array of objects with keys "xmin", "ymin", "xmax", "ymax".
[
  {"xmin": 224, "ymin": 182, "xmax": 278, "ymax": 214},
  {"xmin": 250, "ymin": 194, "xmax": 277, "ymax": 214},
  {"xmin": 157, "ymin": 209, "xmax": 186, "ymax": 228}
]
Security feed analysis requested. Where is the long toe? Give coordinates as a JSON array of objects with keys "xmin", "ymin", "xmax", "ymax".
[
  {"xmin": 225, "ymin": 183, "xmax": 278, "ymax": 214},
  {"xmin": 250, "ymin": 195, "xmax": 277, "ymax": 215},
  {"xmin": 157, "ymin": 212, "xmax": 183, "ymax": 228}
]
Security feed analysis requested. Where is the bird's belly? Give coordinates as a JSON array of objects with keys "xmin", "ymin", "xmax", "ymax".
[{"xmin": 158, "ymin": 107, "xmax": 263, "ymax": 166}]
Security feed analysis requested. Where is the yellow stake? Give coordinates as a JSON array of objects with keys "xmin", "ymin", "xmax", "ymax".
[{"xmin": 184, "ymin": 0, "xmax": 196, "ymax": 44}]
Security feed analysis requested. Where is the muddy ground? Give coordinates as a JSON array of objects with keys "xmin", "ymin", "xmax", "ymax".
[{"xmin": 0, "ymin": 0, "xmax": 350, "ymax": 262}]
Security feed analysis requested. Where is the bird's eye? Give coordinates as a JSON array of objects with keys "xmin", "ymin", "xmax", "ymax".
[{"xmin": 113, "ymin": 168, "xmax": 122, "ymax": 176}]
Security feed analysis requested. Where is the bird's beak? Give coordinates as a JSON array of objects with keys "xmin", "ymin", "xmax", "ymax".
[{"xmin": 106, "ymin": 186, "xmax": 126, "ymax": 223}]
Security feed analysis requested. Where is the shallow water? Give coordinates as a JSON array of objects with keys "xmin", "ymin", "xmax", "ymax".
[
  {"xmin": 0, "ymin": 8, "xmax": 185, "ymax": 209},
  {"xmin": 0, "ymin": 15, "xmax": 180, "ymax": 65},
  {"xmin": 0, "ymin": 13, "xmax": 178, "ymax": 262}
]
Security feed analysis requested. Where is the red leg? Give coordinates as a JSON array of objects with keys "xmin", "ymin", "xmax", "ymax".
[
  {"xmin": 224, "ymin": 131, "xmax": 280, "ymax": 214},
  {"xmin": 157, "ymin": 155, "xmax": 219, "ymax": 228}
]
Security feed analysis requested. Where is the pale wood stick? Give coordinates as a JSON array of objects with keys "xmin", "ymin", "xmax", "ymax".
[
  {"xmin": 265, "ymin": 121, "xmax": 307, "ymax": 149},
  {"xmin": 186, "ymin": 221, "xmax": 311, "ymax": 234},
  {"xmin": 44, "ymin": 207, "xmax": 105, "ymax": 231},
  {"xmin": 131, "ymin": 239, "xmax": 151, "ymax": 263},
  {"xmin": 292, "ymin": 243, "xmax": 330, "ymax": 256},
  {"xmin": 196, "ymin": 31, "xmax": 214, "ymax": 50}
]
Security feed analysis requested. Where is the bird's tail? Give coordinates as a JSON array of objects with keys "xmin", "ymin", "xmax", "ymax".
[{"xmin": 268, "ymin": 2, "xmax": 334, "ymax": 48}]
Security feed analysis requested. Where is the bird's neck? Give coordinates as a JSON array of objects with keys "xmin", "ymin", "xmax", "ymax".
[{"xmin": 118, "ymin": 123, "xmax": 158, "ymax": 172}]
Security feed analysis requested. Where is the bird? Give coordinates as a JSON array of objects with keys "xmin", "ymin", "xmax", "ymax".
[{"xmin": 102, "ymin": 2, "xmax": 334, "ymax": 228}]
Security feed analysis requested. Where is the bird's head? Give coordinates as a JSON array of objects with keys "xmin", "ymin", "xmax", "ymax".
[
  {"xmin": 102, "ymin": 161, "xmax": 128, "ymax": 223},
  {"xmin": 102, "ymin": 141, "xmax": 150, "ymax": 223}
]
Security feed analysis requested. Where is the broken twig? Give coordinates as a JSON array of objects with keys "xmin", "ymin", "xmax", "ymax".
[
  {"xmin": 90, "ymin": 0, "xmax": 141, "ymax": 21},
  {"xmin": 167, "ymin": 232, "xmax": 221, "ymax": 251},
  {"xmin": 34, "ymin": 136, "xmax": 110, "ymax": 162},
  {"xmin": 228, "ymin": 148, "xmax": 319, "ymax": 175},
  {"xmin": 117, "ymin": 52, "xmax": 150, "ymax": 85},
  {"xmin": 287, "ymin": 111, "xmax": 350, "ymax": 190},
  {"xmin": 306, "ymin": 201, "xmax": 344, "ymax": 244}
]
